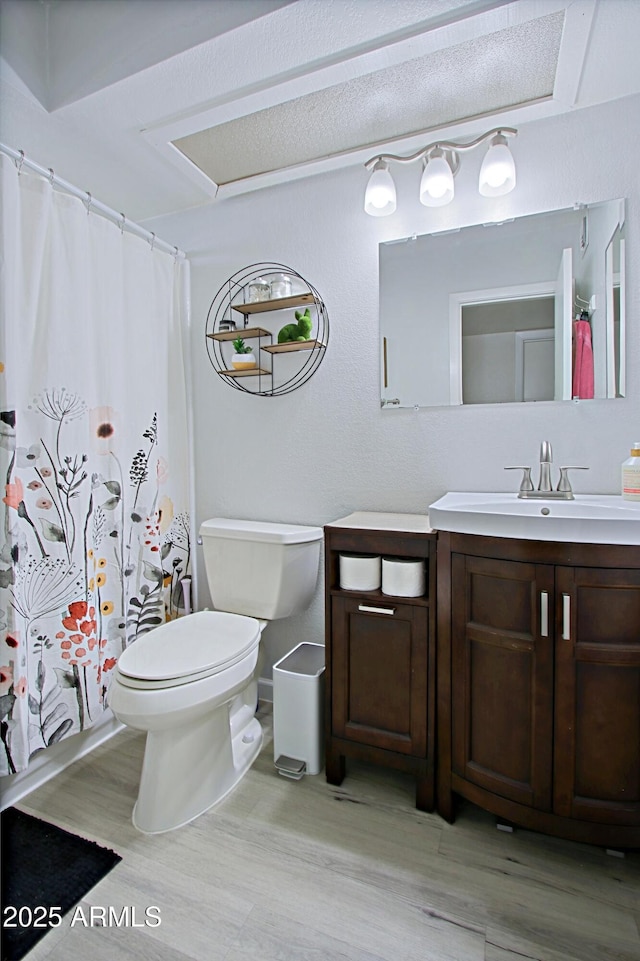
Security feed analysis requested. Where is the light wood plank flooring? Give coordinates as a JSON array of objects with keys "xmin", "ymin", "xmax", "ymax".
[{"xmin": 13, "ymin": 705, "xmax": 640, "ymax": 961}]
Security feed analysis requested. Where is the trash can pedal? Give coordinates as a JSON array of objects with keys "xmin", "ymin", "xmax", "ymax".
[{"xmin": 275, "ymin": 755, "xmax": 307, "ymax": 779}]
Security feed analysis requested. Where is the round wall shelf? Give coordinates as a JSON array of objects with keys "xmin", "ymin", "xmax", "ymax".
[{"xmin": 205, "ymin": 263, "xmax": 329, "ymax": 396}]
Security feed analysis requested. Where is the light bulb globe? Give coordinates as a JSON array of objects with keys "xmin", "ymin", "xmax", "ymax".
[
  {"xmin": 420, "ymin": 153, "xmax": 454, "ymax": 207},
  {"xmin": 479, "ymin": 137, "xmax": 516, "ymax": 196},
  {"xmin": 364, "ymin": 162, "xmax": 397, "ymax": 216}
]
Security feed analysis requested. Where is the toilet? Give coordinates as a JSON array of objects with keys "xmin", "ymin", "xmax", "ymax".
[{"xmin": 108, "ymin": 518, "xmax": 322, "ymax": 834}]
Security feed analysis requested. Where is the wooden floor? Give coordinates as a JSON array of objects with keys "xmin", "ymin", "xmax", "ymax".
[{"xmin": 14, "ymin": 704, "xmax": 640, "ymax": 961}]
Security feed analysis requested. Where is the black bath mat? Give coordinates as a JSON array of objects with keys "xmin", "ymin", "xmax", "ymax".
[{"xmin": 1, "ymin": 806, "xmax": 121, "ymax": 961}]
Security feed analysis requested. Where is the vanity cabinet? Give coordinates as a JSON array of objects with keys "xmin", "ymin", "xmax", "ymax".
[
  {"xmin": 324, "ymin": 514, "xmax": 437, "ymax": 810},
  {"xmin": 437, "ymin": 532, "xmax": 640, "ymax": 847}
]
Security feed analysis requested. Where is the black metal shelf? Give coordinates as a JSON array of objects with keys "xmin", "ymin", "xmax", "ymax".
[{"xmin": 205, "ymin": 263, "xmax": 329, "ymax": 397}]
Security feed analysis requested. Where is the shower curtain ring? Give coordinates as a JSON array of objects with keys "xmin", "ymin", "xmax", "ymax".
[
  {"xmin": 48, "ymin": 168, "xmax": 55, "ymax": 186},
  {"xmin": 119, "ymin": 213, "xmax": 126, "ymax": 234},
  {"xmin": 15, "ymin": 150, "xmax": 24, "ymax": 175},
  {"xmin": 149, "ymin": 232, "xmax": 156, "ymax": 251},
  {"xmin": 85, "ymin": 192, "xmax": 92, "ymax": 216}
]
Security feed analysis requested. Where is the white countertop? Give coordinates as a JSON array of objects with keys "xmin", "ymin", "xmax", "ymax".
[{"xmin": 325, "ymin": 511, "xmax": 434, "ymax": 534}]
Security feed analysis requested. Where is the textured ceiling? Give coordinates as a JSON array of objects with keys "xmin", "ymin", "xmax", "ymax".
[
  {"xmin": 4, "ymin": 0, "xmax": 639, "ymax": 220},
  {"xmin": 0, "ymin": 0, "xmax": 295, "ymax": 109},
  {"xmin": 174, "ymin": 10, "xmax": 564, "ymax": 186}
]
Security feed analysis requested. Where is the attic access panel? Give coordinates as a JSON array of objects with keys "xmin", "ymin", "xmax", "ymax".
[{"xmin": 174, "ymin": 11, "xmax": 564, "ymax": 187}]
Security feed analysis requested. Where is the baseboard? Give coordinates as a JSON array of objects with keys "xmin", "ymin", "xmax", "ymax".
[
  {"xmin": 0, "ymin": 712, "xmax": 125, "ymax": 811},
  {"xmin": 258, "ymin": 677, "xmax": 273, "ymax": 703}
]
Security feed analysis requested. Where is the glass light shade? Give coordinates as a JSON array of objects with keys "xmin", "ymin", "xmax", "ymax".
[
  {"xmin": 479, "ymin": 137, "xmax": 516, "ymax": 196},
  {"xmin": 420, "ymin": 151, "xmax": 454, "ymax": 206},
  {"xmin": 364, "ymin": 162, "xmax": 396, "ymax": 216}
]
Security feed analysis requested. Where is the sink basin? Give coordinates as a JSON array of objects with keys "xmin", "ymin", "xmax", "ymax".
[{"xmin": 428, "ymin": 492, "xmax": 640, "ymax": 545}]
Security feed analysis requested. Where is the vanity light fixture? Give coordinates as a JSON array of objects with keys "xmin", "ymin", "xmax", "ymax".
[{"xmin": 364, "ymin": 127, "xmax": 517, "ymax": 216}]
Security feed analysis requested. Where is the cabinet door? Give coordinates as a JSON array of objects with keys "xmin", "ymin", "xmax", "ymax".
[
  {"xmin": 331, "ymin": 596, "xmax": 428, "ymax": 756},
  {"xmin": 554, "ymin": 566, "xmax": 640, "ymax": 824},
  {"xmin": 451, "ymin": 553, "xmax": 554, "ymax": 809}
]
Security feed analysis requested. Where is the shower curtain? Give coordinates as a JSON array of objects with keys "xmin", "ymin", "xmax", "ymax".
[{"xmin": 0, "ymin": 153, "xmax": 191, "ymax": 775}]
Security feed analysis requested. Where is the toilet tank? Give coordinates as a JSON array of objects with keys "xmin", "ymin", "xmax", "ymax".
[{"xmin": 199, "ymin": 518, "xmax": 323, "ymax": 620}]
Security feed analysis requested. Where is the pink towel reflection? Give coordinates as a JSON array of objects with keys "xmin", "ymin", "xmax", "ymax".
[{"xmin": 572, "ymin": 319, "xmax": 594, "ymax": 399}]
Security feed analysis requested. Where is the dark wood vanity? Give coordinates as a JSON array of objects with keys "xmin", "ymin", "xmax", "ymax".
[
  {"xmin": 324, "ymin": 513, "xmax": 437, "ymax": 811},
  {"xmin": 323, "ymin": 512, "xmax": 640, "ymax": 847},
  {"xmin": 437, "ymin": 531, "xmax": 640, "ymax": 848}
]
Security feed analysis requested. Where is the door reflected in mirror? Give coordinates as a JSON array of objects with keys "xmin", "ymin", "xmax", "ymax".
[
  {"xmin": 379, "ymin": 199, "xmax": 626, "ymax": 408},
  {"xmin": 461, "ymin": 296, "xmax": 554, "ymax": 404},
  {"xmin": 606, "ymin": 219, "xmax": 626, "ymax": 398}
]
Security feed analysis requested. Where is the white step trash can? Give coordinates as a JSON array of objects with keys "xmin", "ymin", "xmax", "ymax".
[{"xmin": 273, "ymin": 642, "xmax": 325, "ymax": 779}]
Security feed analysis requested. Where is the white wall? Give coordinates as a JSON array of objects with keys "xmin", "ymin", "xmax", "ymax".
[
  {"xmin": 462, "ymin": 331, "xmax": 518, "ymax": 405},
  {"xmin": 177, "ymin": 95, "xmax": 640, "ymax": 678}
]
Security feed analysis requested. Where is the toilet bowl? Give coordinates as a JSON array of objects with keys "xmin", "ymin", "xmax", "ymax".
[
  {"xmin": 109, "ymin": 517, "xmax": 323, "ymax": 834},
  {"xmin": 109, "ymin": 610, "xmax": 264, "ymax": 834}
]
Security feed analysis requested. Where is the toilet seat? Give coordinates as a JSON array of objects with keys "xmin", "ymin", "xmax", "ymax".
[{"xmin": 116, "ymin": 610, "xmax": 261, "ymax": 690}]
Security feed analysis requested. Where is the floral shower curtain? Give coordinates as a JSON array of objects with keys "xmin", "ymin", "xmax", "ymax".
[{"xmin": 0, "ymin": 153, "xmax": 191, "ymax": 775}]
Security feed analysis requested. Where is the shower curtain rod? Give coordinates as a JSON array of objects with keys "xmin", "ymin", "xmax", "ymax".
[{"xmin": 0, "ymin": 143, "xmax": 186, "ymax": 260}]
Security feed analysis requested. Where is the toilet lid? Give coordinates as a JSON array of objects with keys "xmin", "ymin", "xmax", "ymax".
[{"xmin": 117, "ymin": 610, "xmax": 260, "ymax": 683}]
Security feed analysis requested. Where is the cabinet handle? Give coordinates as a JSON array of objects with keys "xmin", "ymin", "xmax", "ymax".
[
  {"xmin": 358, "ymin": 604, "xmax": 396, "ymax": 616},
  {"xmin": 540, "ymin": 591, "xmax": 549, "ymax": 637},
  {"xmin": 562, "ymin": 594, "xmax": 571, "ymax": 640}
]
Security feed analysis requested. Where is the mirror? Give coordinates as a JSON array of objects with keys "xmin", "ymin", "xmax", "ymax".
[
  {"xmin": 605, "ymin": 218, "xmax": 626, "ymax": 398},
  {"xmin": 379, "ymin": 199, "xmax": 626, "ymax": 408}
]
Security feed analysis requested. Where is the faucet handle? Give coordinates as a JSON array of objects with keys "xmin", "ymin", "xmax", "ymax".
[
  {"xmin": 557, "ymin": 466, "xmax": 589, "ymax": 493},
  {"xmin": 505, "ymin": 466, "xmax": 534, "ymax": 492}
]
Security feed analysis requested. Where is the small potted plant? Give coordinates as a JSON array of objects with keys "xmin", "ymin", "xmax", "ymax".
[{"xmin": 231, "ymin": 337, "xmax": 257, "ymax": 370}]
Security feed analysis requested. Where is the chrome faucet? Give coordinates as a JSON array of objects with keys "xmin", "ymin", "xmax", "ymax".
[
  {"xmin": 538, "ymin": 439, "xmax": 553, "ymax": 492},
  {"xmin": 505, "ymin": 441, "xmax": 588, "ymax": 499}
]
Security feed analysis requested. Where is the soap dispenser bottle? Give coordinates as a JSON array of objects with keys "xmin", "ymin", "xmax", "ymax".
[{"xmin": 622, "ymin": 443, "xmax": 640, "ymax": 501}]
